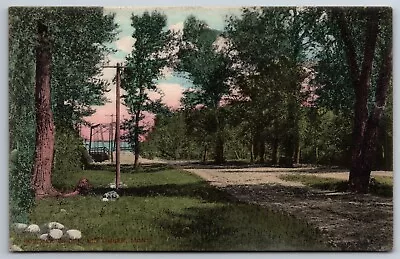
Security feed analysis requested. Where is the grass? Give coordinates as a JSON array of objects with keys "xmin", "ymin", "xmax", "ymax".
[
  {"xmin": 280, "ymin": 174, "xmax": 393, "ymax": 197},
  {"xmin": 10, "ymin": 164, "xmax": 328, "ymax": 251}
]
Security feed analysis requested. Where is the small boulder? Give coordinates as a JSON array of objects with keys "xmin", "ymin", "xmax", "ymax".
[
  {"xmin": 103, "ymin": 190, "xmax": 119, "ymax": 201},
  {"xmin": 26, "ymin": 224, "xmax": 40, "ymax": 234},
  {"xmin": 39, "ymin": 233, "xmax": 49, "ymax": 241},
  {"xmin": 102, "ymin": 197, "xmax": 109, "ymax": 202},
  {"xmin": 66, "ymin": 229, "xmax": 82, "ymax": 240},
  {"xmin": 12, "ymin": 223, "xmax": 27, "ymax": 232},
  {"xmin": 49, "ymin": 229, "xmax": 63, "ymax": 240},
  {"xmin": 60, "ymin": 209, "xmax": 67, "ymax": 213},
  {"xmin": 47, "ymin": 222, "xmax": 64, "ymax": 230}
]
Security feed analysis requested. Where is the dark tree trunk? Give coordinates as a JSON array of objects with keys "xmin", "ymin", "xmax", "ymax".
[
  {"xmin": 202, "ymin": 144, "xmax": 208, "ymax": 163},
  {"xmin": 258, "ymin": 139, "xmax": 265, "ymax": 163},
  {"xmin": 31, "ymin": 21, "xmax": 59, "ymax": 199},
  {"xmin": 335, "ymin": 8, "xmax": 392, "ymax": 193},
  {"xmin": 271, "ymin": 138, "xmax": 279, "ymax": 165},
  {"xmin": 295, "ymin": 143, "xmax": 301, "ymax": 165},
  {"xmin": 214, "ymin": 108, "xmax": 224, "ymax": 164},
  {"xmin": 133, "ymin": 88, "xmax": 144, "ymax": 169},
  {"xmin": 214, "ymin": 133, "xmax": 224, "ymax": 164},
  {"xmin": 250, "ymin": 142, "xmax": 254, "ymax": 163},
  {"xmin": 134, "ymin": 110, "xmax": 140, "ymax": 168}
]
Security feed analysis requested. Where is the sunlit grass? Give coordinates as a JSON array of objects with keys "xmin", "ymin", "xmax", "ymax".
[
  {"xmin": 11, "ymin": 165, "xmax": 328, "ymax": 251},
  {"xmin": 280, "ymin": 174, "xmax": 393, "ymax": 197}
]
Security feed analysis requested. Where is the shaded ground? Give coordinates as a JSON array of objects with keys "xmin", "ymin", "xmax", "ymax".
[{"xmin": 180, "ymin": 165, "xmax": 393, "ymax": 251}]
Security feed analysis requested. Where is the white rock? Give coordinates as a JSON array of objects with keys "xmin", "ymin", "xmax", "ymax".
[
  {"xmin": 47, "ymin": 222, "xmax": 64, "ymax": 230},
  {"xmin": 49, "ymin": 229, "xmax": 63, "ymax": 240},
  {"xmin": 26, "ymin": 224, "xmax": 40, "ymax": 233},
  {"xmin": 12, "ymin": 223, "xmax": 27, "ymax": 232},
  {"xmin": 39, "ymin": 233, "xmax": 49, "ymax": 241},
  {"xmin": 103, "ymin": 190, "xmax": 119, "ymax": 200},
  {"xmin": 10, "ymin": 244, "xmax": 23, "ymax": 252},
  {"xmin": 60, "ymin": 209, "xmax": 67, "ymax": 213},
  {"xmin": 66, "ymin": 229, "xmax": 82, "ymax": 240},
  {"xmin": 102, "ymin": 197, "xmax": 109, "ymax": 202},
  {"xmin": 109, "ymin": 183, "xmax": 116, "ymax": 188}
]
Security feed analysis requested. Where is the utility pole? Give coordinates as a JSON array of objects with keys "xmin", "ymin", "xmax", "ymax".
[
  {"xmin": 115, "ymin": 63, "xmax": 121, "ymax": 189},
  {"xmin": 102, "ymin": 63, "xmax": 125, "ymax": 190}
]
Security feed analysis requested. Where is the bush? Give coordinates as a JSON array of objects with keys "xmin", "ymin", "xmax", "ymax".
[
  {"xmin": 9, "ymin": 148, "xmax": 35, "ymax": 224},
  {"xmin": 52, "ymin": 126, "xmax": 88, "ymax": 189}
]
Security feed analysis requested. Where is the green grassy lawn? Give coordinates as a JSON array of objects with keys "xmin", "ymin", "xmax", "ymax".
[
  {"xmin": 11, "ymin": 165, "xmax": 328, "ymax": 251},
  {"xmin": 280, "ymin": 174, "xmax": 393, "ymax": 197}
]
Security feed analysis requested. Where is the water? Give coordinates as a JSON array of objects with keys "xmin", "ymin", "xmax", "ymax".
[{"xmin": 84, "ymin": 140, "xmax": 132, "ymax": 151}]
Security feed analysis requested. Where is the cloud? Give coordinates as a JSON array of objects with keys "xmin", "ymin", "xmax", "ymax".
[
  {"xmin": 115, "ymin": 36, "xmax": 136, "ymax": 54},
  {"xmin": 147, "ymin": 83, "xmax": 184, "ymax": 109}
]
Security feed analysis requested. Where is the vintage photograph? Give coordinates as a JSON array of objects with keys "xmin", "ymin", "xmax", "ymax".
[{"xmin": 9, "ymin": 6, "xmax": 392, "ymax": 251}]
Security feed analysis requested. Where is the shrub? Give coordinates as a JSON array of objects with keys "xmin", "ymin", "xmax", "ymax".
[
  {"xmin": 9, "ymin": 147, "xmax": 35, "ymax": 224},
  {"xmin": 52, "ymin": 126, "xmax": 88, "ymax": 189}
]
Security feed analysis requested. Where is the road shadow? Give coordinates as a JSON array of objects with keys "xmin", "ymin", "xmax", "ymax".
[
  {"xmin": 86, "ymin": 163, "xmax": 173, "ymax": 173},
  {"xmin": 216, "ymin": 183, "xmax": 393, "ymax": 251},
  {"xmin": 90, "ymin": 182, "xmax": 235, "ymax": 203},
  {"xmin": 155, "ymin": 203, "xmax": 328, "ymax": 251}
]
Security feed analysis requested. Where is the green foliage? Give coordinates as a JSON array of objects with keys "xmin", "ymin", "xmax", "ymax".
[
  {"xmin": 280, "ymin": 174, "xmax": 392, "ymax": 197},
  {"xmin": 9, "ymin": 7, "xmax": 117, "ymax": 220},
  {"xmin": 121, "ymin": 11, "xmax": 174, "ymax": 152},
  {"xmin": 9, "ymin": 148, "xmax": 36, "ymax": 224},
  {"xmin": 52, "ymin": 127, "xmax": 87, "ymax": 189},
  {"xmin": 299, "ymin": 108, "xmax": 352, "ymax": 166},
  {"xmin": 141, "ymin": 112, "xmax": 203, "ymax": 160},
  {"xmin": 8, "ymin": 7, "xmax": 37, "ymax": 223},
  {"xmin": 9, "ymin": 7, "xmax": 118, "ymax": 127}
]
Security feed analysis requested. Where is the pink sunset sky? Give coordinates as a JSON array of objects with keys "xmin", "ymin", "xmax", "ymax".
[
  {"xmin": 80, "ymin": 7, "xmax": 318, "ymax": 141},
  {"xmin": 81, "ymin": 7, "xmax": 242, "ymax": 141}
]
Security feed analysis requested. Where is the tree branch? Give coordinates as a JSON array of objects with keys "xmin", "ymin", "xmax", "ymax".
[{"xmin": 333, "ymin": 8, "xmax": 360, "ymax": 86}]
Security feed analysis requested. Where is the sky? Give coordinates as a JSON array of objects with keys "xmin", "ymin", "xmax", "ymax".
[{"xmin": 82, "ymin": 7, "xmax": 242, "ymax": 140}]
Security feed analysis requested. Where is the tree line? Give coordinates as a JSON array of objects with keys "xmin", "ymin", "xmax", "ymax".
[
  {"xmin": 130, "ymin": 7, "xmax": 392, "ymax": 194},
  {"xmin": 8, "ymin": 7, "xmax": 392, "ymax": 221}
]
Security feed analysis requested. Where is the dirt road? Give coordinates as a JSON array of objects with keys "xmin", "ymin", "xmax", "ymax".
[{"xmin": 183, "ymin": 166, "xmax": 393, "ymax": 251}]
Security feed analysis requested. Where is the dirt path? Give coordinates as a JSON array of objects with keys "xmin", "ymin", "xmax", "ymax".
[{"xmin": 184, "ymin": 166, "xmax": 393, "ymax": 251}]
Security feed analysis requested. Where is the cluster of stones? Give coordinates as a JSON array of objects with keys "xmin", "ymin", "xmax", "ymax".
[
  {"xmin": 102, "ymin": 190, "xmax": 120, "ymax": 202},
  {"xmin": 12, "ymin": 222, "xmax": 82, "ymax": 241},
  {"xmin": 108, "ymin": 181, "xmax": 128, "ymax": 189}
]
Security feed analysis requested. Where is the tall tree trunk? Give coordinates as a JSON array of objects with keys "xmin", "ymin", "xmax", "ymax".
[
  {"xmin": 202, "ymin": 144, "xmax": 208, "ymax": 163},
  {"xmin": 31, "ymin": 21, "xmax": 59, "ymax": 199},
  {"xmin": 258, "ymin": 138, "xmax": 265, "ymax": 163},
  {"xmin": 133, "ymin": 88, "xmax": 144, "ymax": 168},
  {"xmin": 295, "ymin": 143, "xmax": 301, "ymax": 165},
  {"xmin": 214, "ymin": 108, "xmax": 224, "ymax": 164},
  {"xmin": 335, "ymin": 8, "xmax": 391, "ymax": 193},
  {"xmin": 134, "ymin": 110, "xmax": 140, "ymax": 168},
  {"xmin": 250, "ymin": 141, "xmax": 254, "ymax": 163},
  {"xmin": 271, "ymin": 138, "xmax": 279, "ymax": 165},
  {"xmin": 214, "ymin": 132, "xmax": 224, "ymax": 164}
]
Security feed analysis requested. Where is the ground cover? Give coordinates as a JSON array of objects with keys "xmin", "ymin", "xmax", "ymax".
[{"xmin": 10, "ymin": 164, "xmax": 327, "ymax": 251}]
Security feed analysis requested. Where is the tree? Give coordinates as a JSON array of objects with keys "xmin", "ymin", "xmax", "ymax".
[
  {"xmin": 9, "ymin": 7, "xmax": 118, "ymax": 199},
  {"xmin": 177, "ymin": 16, "xmax": 232, "ymax": 163},
  {"xmin": 334, "ymin": 7, "xmax": 392, "ymax": 193},
  {"xmin": 121, "ymin": 11, "xmax": 174, "ymax": 168},
  {"xmin": 30, "ymin": 21, "xmax": 58, "ymax": 198},
  {"xmin": 225, "ymin": 7, "xmax": 316, "ymax": 166},
  {"xmin": 313, "ymin": 7, "xmax": 392, "ymax": 193}
]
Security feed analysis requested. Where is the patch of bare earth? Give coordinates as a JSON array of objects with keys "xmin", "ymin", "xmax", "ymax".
[{"xmin": 185, "ymin": 167, "xmax": 393, "ymax": 251}]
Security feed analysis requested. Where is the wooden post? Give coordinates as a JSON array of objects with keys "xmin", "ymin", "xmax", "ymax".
[
  {"xmin": 115, "ymin": 63, "xmax": 121, "ymax": 189},
  {"xmin": 89, "ymin": 126, "xmax": 93, "ymax": 155}
]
